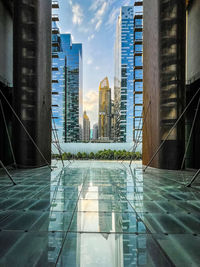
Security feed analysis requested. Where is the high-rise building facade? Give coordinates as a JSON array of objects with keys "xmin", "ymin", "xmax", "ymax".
[
  {"xmin": 92, "ymin": 123, "xmax": 98, "ymax": 140},
  {"xmin": 114, "ymin": 5, "xmax": 143, "ymax": 143},
  {"xmin": 52, "ymin": 28, "xmax": 83, "ymax": 143},
  {"xmin": 0, "ymin": 0, "xmax": 52, "ymax": 168},
  {"xmin": 98, "ymin": 77, "xmax": 111, "ymax": 140},
  {"xmin": 110, "ymin": 100, "xmax": 116, "ymax": 141},
  {"xmin": 83, "ymin": 111, "xmax": 90, "ymax": 142},
  {"xmin": 133, "ymin": 1, "xmax": 143, "ymax": 142}
]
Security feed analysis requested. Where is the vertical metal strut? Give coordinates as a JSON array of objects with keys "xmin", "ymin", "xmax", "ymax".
[
  {"xmin": 0, "ymin": 160, "xmax": 16, "ymax": 185},
  {"xmin": 181, "ymin": 96, "xmax": 200, "ymax": 170},
  {"xmin": 0, "ymin": 100, "xmax": 17, "ymax": 168},
  {"xmin": 143, "ymin": 87, "xmax": 200, "ymax": 172}
]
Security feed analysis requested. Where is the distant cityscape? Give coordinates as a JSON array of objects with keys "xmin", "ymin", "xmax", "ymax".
[{"xmin": 52, "ymin": 3, "xmax": 143, "ymax": 143}]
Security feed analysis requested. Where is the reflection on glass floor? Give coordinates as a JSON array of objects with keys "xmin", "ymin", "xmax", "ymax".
[{"xmin": 0, "ymin": 161, "xmax": 200, "ymax": 266}]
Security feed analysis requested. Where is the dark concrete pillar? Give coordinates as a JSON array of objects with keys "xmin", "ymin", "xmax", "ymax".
[
  {"xmin": 143, "ymin": 0, "xmax": 186, "ymax": 170},
  {"xmin": 13, "ymin": 0, "xmax": 51, "ymax": 168}
]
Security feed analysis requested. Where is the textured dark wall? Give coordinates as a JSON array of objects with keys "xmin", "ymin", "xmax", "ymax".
[
  {"xmin": 0, "ymin": 0, "xmax": 13, "ymax": 86},
  {"xmin": 185, "ymin": 0, "xmax": 200, "ymax": 169},
  {"xmin": 36, "ymin": 0, "xmax": 52, "ymax": 166},
  {"xmin": 187, "ymin": 0, "xmax": 200, "ymax": 84},
  {"xmin": 143, "ymin": 0, "xmax": 186, "ymax": 170},
  {"xmin": 13, "ymin": 0, "xmax": 51, "ymax": 168},
  {"xmin": 159, "ymin": 0, "xmax": 186, "ymax": 169},
  {"xmin": 142, "ymin": 0, "xmax": 160, "ymax": 168}
]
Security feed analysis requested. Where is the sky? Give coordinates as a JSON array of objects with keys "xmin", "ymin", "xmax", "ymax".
[{"xmin": 56, "ymin": 0, "xmax": 134, "ymax": 127}]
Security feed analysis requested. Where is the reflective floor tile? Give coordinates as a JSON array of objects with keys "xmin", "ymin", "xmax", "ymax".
[
  {"xmin": 31, "ymin": 211, "xmax": 73, "ymax": 232},
  {"xmin": 69, "ymin": 212, "xmax": 146, "ymax": 233},
  {"xmin": 0, "ymin": 231, "xmax": 65, "ymax": 267},
  {"xmin": 75, "ymin": 200, "xmax": 133, "ymax": 212},
  {"xmin": 57, "ymin": 233, "xmax": 174, "ymax": 267}
]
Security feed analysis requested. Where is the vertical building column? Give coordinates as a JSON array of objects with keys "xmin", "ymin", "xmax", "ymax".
[
  {"xmin": 143, "ymin": 0, "xmax": 160, "ymax": 168},
  {"xmin": 13, "ymin": 0, "xmax": 51, "ymax": 168},
  {"xmin": 143, "ymin": 0, "xmax": 186, "ymax": 170},
  {"xmin": 159, "ymin": 0, "xmax": 186, "ymax": 169}
]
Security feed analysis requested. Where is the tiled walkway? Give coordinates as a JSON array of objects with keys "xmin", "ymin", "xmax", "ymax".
[{"xmin": 0, "ymin": 161, "xmax": 200, "ymax": 266}]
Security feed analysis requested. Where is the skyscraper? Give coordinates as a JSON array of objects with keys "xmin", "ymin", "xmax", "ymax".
[
  {"xmin": 52, "ymin": 29, "xmax": 83, "ymax": 143},
  {"xmin": 98, "ymin": 77, "xmax": 111, "ymax": 140},
  {"xmin": 83, "ymin": 111, "xmax": 90, "ymax": 142},
  {"xmin": 133, "ymin": 1, "xmax": 143, "ymax": 142},
  {"xmin": 92, "ymin": 123, "xmax": 98, "ymax": 140},
  {"xmin": 114, "ymin": 6, "xmax": 134, "ymax": 143}
]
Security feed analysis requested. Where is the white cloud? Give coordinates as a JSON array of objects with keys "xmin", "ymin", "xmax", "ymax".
[
  {"xmin": 79, "ymin": 27, "xmax": 90, "ymax": 33},
  {"xmin": 88, "ymin": 34, "xmax": 95, "ymax": 41},
  {"xmin": 123, "ymin": 0, "xmax": 132, "ymax": 5},
  {"xmin": 95, "ymin": 66, "xmax": 100, "ymax": 70},
  {"xmin": 91, "ymin": 1, "xmax": 108, "ymax": 32},
  {"xmin": 71, "ymin": 3, "xmax": 84, "ymax": 25},
  {"xmin": 87, "ymin": 58, "xmax": 93, "ymax": 65},
  {"xmin": 95, "ymin": 20, "xmax": 102, "ymax": 31},
  {"xmin": 69, "ymin": 0, "xmax": 73, "ymax": 6},
  {"xmin": 89, "ymin": 0, "xmax": 104, "ymax": 11},
  {"xmin": 106, "ymin": 7, "xmax": 120, "ymax": 28},
  {"xmin": 96, "ymin": 2, "xmax": 107, "ymax": 17}
]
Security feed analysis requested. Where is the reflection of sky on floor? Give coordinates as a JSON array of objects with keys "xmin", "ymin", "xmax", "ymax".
[{"xmin": 0, "ymin": 161, "xmax": 200, "ymax": 266}]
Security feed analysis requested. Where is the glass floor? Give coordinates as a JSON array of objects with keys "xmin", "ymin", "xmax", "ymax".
[{"xmin": 0, "ymin": 160, "xmax": 200, "ymax": 266}]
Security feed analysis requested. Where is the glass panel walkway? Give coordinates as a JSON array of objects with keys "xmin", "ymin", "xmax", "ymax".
[{"xmin": 0, "ymin": 161, "xmax": 200, "ymax": 266}]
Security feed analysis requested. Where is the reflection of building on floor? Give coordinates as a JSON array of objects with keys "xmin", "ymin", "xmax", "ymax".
[{"xmin": 1, "ymin": 162, "xmax": 200, "ymax": 265}]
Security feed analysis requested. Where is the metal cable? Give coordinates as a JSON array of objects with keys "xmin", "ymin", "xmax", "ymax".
[
  {"xmin": 181, "ymin": 95, "xmax": 200, "ymax": 170},
  {"xmin": 129, "ymin": 100, "xmax": 151, "ymax": 166},
  {"xmin": 51, "ymin": 115, "xmax": 65, "ymax": 168},
  {"xmin": 143, "ymin": 87, "xmax": 200, "ymax": 172},
  {"xmin": 0, "ymin": 99, "xmax": 17, "ymax": 168},
  {"xmin": 0, "ymin": 89, "xmax": 52, "ymax": 170}
]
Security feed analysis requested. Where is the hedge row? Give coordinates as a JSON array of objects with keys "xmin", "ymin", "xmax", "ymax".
[{"xmin": 52, "ymin": 149, "xmax": 142, "ymax": 160}]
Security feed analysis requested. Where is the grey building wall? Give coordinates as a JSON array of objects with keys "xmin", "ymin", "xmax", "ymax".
[
  {"xmin": 0, "ymin": 1, "xmax": 13, "ymax": 165},
  {"xmin": 185, "ymin": 0, "xmax": 200, "ymax": 169},
  {"xmin": 13, "ymin": 0, "xmax": 52, "ymax": 168},
  {"xmin": 0, "ymin": 1, "xmax": 13, "ymax": 86},
  {"xmin": 187, "ymin": 0, "xmax": 200, "ymax": 84}
]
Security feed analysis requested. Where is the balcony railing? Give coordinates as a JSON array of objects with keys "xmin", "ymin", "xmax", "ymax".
[
  {"xmin": 52, "ymin": 27, "xmax": 60, "ymax": 34},
  {"xmin": 52, "ymin": 53, "xmax": 59, "ymax": 58},
  {"xmin": 52, "ymin": 1, "xmax": 59, "ymax": 8},
  {"xmin": 134, "ymin": 1, "xmax": 143, "ymax": 6},
  {"xmin": 52, "ymin": 41, "xmax": 60, "ymax": 48},
  {"xmin": 52, "ymin": 14, "xmax": 59, "ymax": 21},
  {"xmin": 52, "ymin": 79, "xmax": 58, "ymax": 83}
]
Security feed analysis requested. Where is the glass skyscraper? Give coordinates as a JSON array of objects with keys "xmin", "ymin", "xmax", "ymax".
[
  {"xmin": 114, "ymin": 4, "xmax": 143, "ymax": 143},
  {"xmin": 133, "ymin": 2, "xmax": 143, "ymax": 142},
  {"xmin": 98, "ymin": 77, "xmax": 111, "ymax": 140},
  {"xmin": 52, "ymin": 22, "xmax": 83, "ymax": 143}
]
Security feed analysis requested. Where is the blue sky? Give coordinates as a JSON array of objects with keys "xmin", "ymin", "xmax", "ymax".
[{"xmin": 56, "ymin": 0, "xmax": 134, "ymax": 126}]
